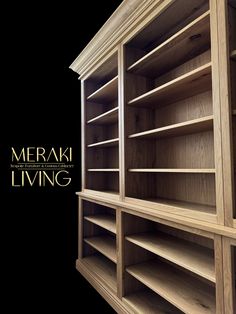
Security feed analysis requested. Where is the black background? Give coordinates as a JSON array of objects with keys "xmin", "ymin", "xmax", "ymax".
[{"xmin": 3, "ymin": 1, "xmax": 122, "ymax": 312}]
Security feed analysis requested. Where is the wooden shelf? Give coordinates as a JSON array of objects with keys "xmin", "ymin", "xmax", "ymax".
[
  {"xmin": 87, "ymin": 169, "xmax": 119, "ymax": 172},
  {"xmin": 87, "ymin": 138, "xmax": 119, "ymax": 148},
  {"xmin": 87, "ymin": 107, "xmax": 118, "ymax": 124},
  {"xmin": 87, "ymin": 76, "xmax": 118, "ymax": 103},
  {"xmin": 128, "ymin": 168, "xmax": 215, "ymax": 174},
  {"xmin": 123, "ymin": 290, "xmax": 182, "ymax": 314},
  {"xmin": 127, "ymin": 11, "xmax": 210, "ymax": 77},
  {"xmin": 128, "ymin": 63, "xmax": 212, "ymax": 107},
  {"xmin": 129, "ymin": 115, "xmax": 213, "ymax": 139},
  {"xmin": 84, "ymin": 235, "xmax": 117, "ymax": 263},
  {"xmin": 231, "ymin": 50, "xmax": 236, "ymax": 61},
  {"xmin": 84, "ymin": 214, "xmax": 116, "ymax": 234},
  {"xmin": 136, "ymin": 197, "xmax": 216, "ymax": 215},
  {"xmin": 126, "ymin": 260, "xmax": 216, "ymax": 314},
  {"xmin": 82, "ymin": 254, "xmax": 117, "ymax": 292},
  {"xmin": 126, "ymin": 232, "xmax": 215, "ymax": 282}
]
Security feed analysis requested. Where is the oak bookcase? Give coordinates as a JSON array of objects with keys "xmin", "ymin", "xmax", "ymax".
[{"xmin": 70, "ymin": 0, "xmax": 236, "ymax": 313}]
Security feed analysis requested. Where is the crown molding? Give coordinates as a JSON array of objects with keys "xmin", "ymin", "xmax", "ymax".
[{"xmin": 69, "ymin": 0, "xmax": 166, "ymax": 78}]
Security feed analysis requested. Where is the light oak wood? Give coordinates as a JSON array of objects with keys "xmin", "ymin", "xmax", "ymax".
[
  {"xmin": 129, "ymin": 115, "xmax": 213, "ymax": 139},
  {"xmin": 223, "ymin": 237, "xmax": 236, "ymax": 314},
  {"xmin": 126, "ymin": 260, "xmax": 216, "ymax": 314},
  {"xmin": 128, "ymin": 11, "xmax": 210, "ymax": 77},
  {"xmin": 128, "ymin": 168, "xmax": 215, "ymax": 173},
  {"xmin": 87, "ymin": 169, "xmax": 119, "ymax": 172},
  {"xmin": 128, "ymin": 63, "xmax": 212, "ymax": 107},
  {"xmin": 126, "ymin": 232, "xmax": 215, "ymax": 282},
  {"xmin": 209, "ymin": 0, "xmax": 225, "ymax": 226},
  {"xmin": 79, "ymin": 192, "xmax": 236, "ymax": 238},
  {"xmin": 123, "ymin": 290, "xmax": 182, "ymax": 314},
  {"xmin": 87, "ymin": 138, "xmax": 119, "ymax": 148},
  {"xmin": 87, "ymin": 107, "xmax": 118, "ymax": 124},
  {"xmin": 87, "ymin": 76, "xmax": 118, "ymax": 103},
  {"xmin": 84, "ymin": 235, "xmax": 117, "ymax": 263},
  {"xmin": 84, "ymin": 214, "xmax": 116, "ymax": 234},
  {"xmin": 82, "ymin": 254, "xmax": 117, "ymax": 293},
  {"xmin": 76, "ymin": 258, "xmax": 131, "ymax": 314},
  {"xmin": 72, "ymin": 0, "xmax": 236, "ymax": 312}
]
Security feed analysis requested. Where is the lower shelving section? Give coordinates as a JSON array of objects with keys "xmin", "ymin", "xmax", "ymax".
[
  {"xmin": 82, "ymin": 254, "xmax": 117, "ymax": 293},
  {"xmin": 123, "ymin": 289, "xmax": 183, "ymax": 314},
  {"xmin": 84, "ymin": 235, "xmax": 117, "ymax": 263},
  {"xmin": 126, "ymin": 231, "xmax": 215, "ymax": 282},
  {"xmin": 78, "ymin": 197, "xmax": 229, "ymax": 314},
  {"xmin": 126, "ymin": 260, "xmax": 215, "ymax": 314}
]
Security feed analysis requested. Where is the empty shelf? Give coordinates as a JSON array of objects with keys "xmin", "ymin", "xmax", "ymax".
[
  {"xmin": 82, "ymin": 254, "xmax": 117, "ymax": 292},
  {"xmin": 84, "ymin": 214, "xmax": 116, "ymax": 234},
  {"xmin": 87, "ymin": 168, "xmax": 119, "ymax": 172},
  {"xmin": 123, "ymin": 290, "xmax": 182, "ymax": 314},
  {"xmin": 87, "ymin": 76, "xmax": 118, "ymax": 103},
  {"xmin": 129, "ymin": 115, "xmax": 213, "ymax": 139},
  {"xmin": 126, "ymin": 260, "xmax": 216, "ymax": 314},
  {"xmin": 84, "ymin": 235, "xmax": 117, "ymax": 263},
  {"xmin": 128, "ymin": 63, "xmax": 212, "ymax": 107},
  {"xmin": 126, "ymin": 232, "xmax": 215, "ymax": 282},
  {"xmin": 87, "ymin": 107, "xmax": 118, "ymax": 124},
  {"xmin": 87, "ymin": 138, "xmax": 119, "ymax": 148},
  {"xmin": 128, "ymin": 11, "xmax": 210, "ymax": 77},
  {"xmin": 138, "ymin": 197, "xmax": 216, "ymax": 215},
  {"xmin": 128, "ymin": 168, "xmax": 215, "ymax": 174},
  {"xmin": 231, "ymin": 50, "xmax": 236, "ymax": 61}
]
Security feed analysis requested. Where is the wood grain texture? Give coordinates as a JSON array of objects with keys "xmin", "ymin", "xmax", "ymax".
[
  {"xmin": 223, "ymin": 238, "xmax": 236, "ymax": 314},
  {"xmin": 79, "ymin": 192, "xmax": 236, "ymax": 238},
  {"xmin": 87, "ymin": 76, "xmax": 118, "ymax": 103},
  {"xmin": 82, "ymin": 254, "xmax": 117, "ymax": 293},
  {"xmin": 76, "ymin": 258, "xmax": 131, "ymax": 314},
  {"xmin": 214, "ymin": 235, "xmax": 224, "ymax": 314},
  {"xmin": 129, "ymin": 115, "xmax": 213, "ymax": 139},
  {"xmin": 126, "ymin": 232, "xmax": 215, "ymax": 282},
  {"xmin": 84, "ymin": 214, "xmax": 116, "ymax": 234},
  {"xmin": 128, "ymin": 11, "xmax": 210, "ymax": 77},
  {"xmin": 126, "ymin": 260, "xmax": 216, "ymax": 314},
  {"xmin": 87, "ymin": 107, "xmax": 118, "ymax": 125},
  {"xmin": 84, "ymin": 235, "xmax": 117, "ymax": 263},
  {"xmin": 123, "ymin": 290, "xmax": 182, "ymax": 314},
  {"xmin": 128, "ymin": 63, "xmax": 212, "ymax": 107},
  {"xmin": 209, "ymin": 0, "xmax": 225, "ymax": 225}
]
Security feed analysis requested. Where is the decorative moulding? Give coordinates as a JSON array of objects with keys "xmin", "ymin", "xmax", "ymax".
[{"xmin": 69, "ymin": 0, "xmax": 166, "ymax": 78}]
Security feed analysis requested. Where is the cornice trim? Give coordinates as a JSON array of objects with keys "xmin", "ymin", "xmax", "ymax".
[{"xmin": 69, "ymin": 0, "xmax": 166, "ymax": 77}]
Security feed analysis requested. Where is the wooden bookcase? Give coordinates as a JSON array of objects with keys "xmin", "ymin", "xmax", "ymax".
[{"xmin": 70, "ymin": 0, "xmax": 236, "ymax": 313}]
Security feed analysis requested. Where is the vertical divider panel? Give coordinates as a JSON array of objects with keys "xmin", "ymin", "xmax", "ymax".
[
  {"xmin": 78, "ymin": 197, "xmax": 83, "ymax": 259},
  {"xmin": 81, "ymin": 80, "xmax": 86, "ymax": 191},
  {"xmin": 223, "ymin": 237, "xmax": 236, "ymax": 314},
  {"xmin": 214, "ymin": 234, "xmax": 225, "ymax": 314},
  {"xmin": 116, "ymin": 208, "xmax": 124, "ymax": 298},
  {"xmin": 209, "ymin": 0, "xmax": 224, "ymax": 225},
  {"xmin": 118, "ymin": 44, "xmax": 125, "ymax": 201},
  {"xmin": 216, "ymin": 0, "xmax": 235, "ymax": 228}
]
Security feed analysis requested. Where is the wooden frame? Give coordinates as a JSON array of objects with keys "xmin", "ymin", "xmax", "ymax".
[{"xmin": 71, "ymin": 0, "xmax": 236, "ymax": 312}]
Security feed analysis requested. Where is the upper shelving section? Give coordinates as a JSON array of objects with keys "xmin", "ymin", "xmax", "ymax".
[
  {"xmin": 127, "ymin": 10, "xmax": 210, "ymax": 78},
  {"xmin": 126, "ymin": 0, "xmax": 210, "ymax": 74},
  {"xmin": 87, "ymin": 76, "xmax": 118, "ymax": 103},
  {"xmin": 84, "ymin": 51, "xmax": 120, "ymax": 197},
  {"xmin": 128, "ymin": 62, "xmax": 211, "ymax": 107}
]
